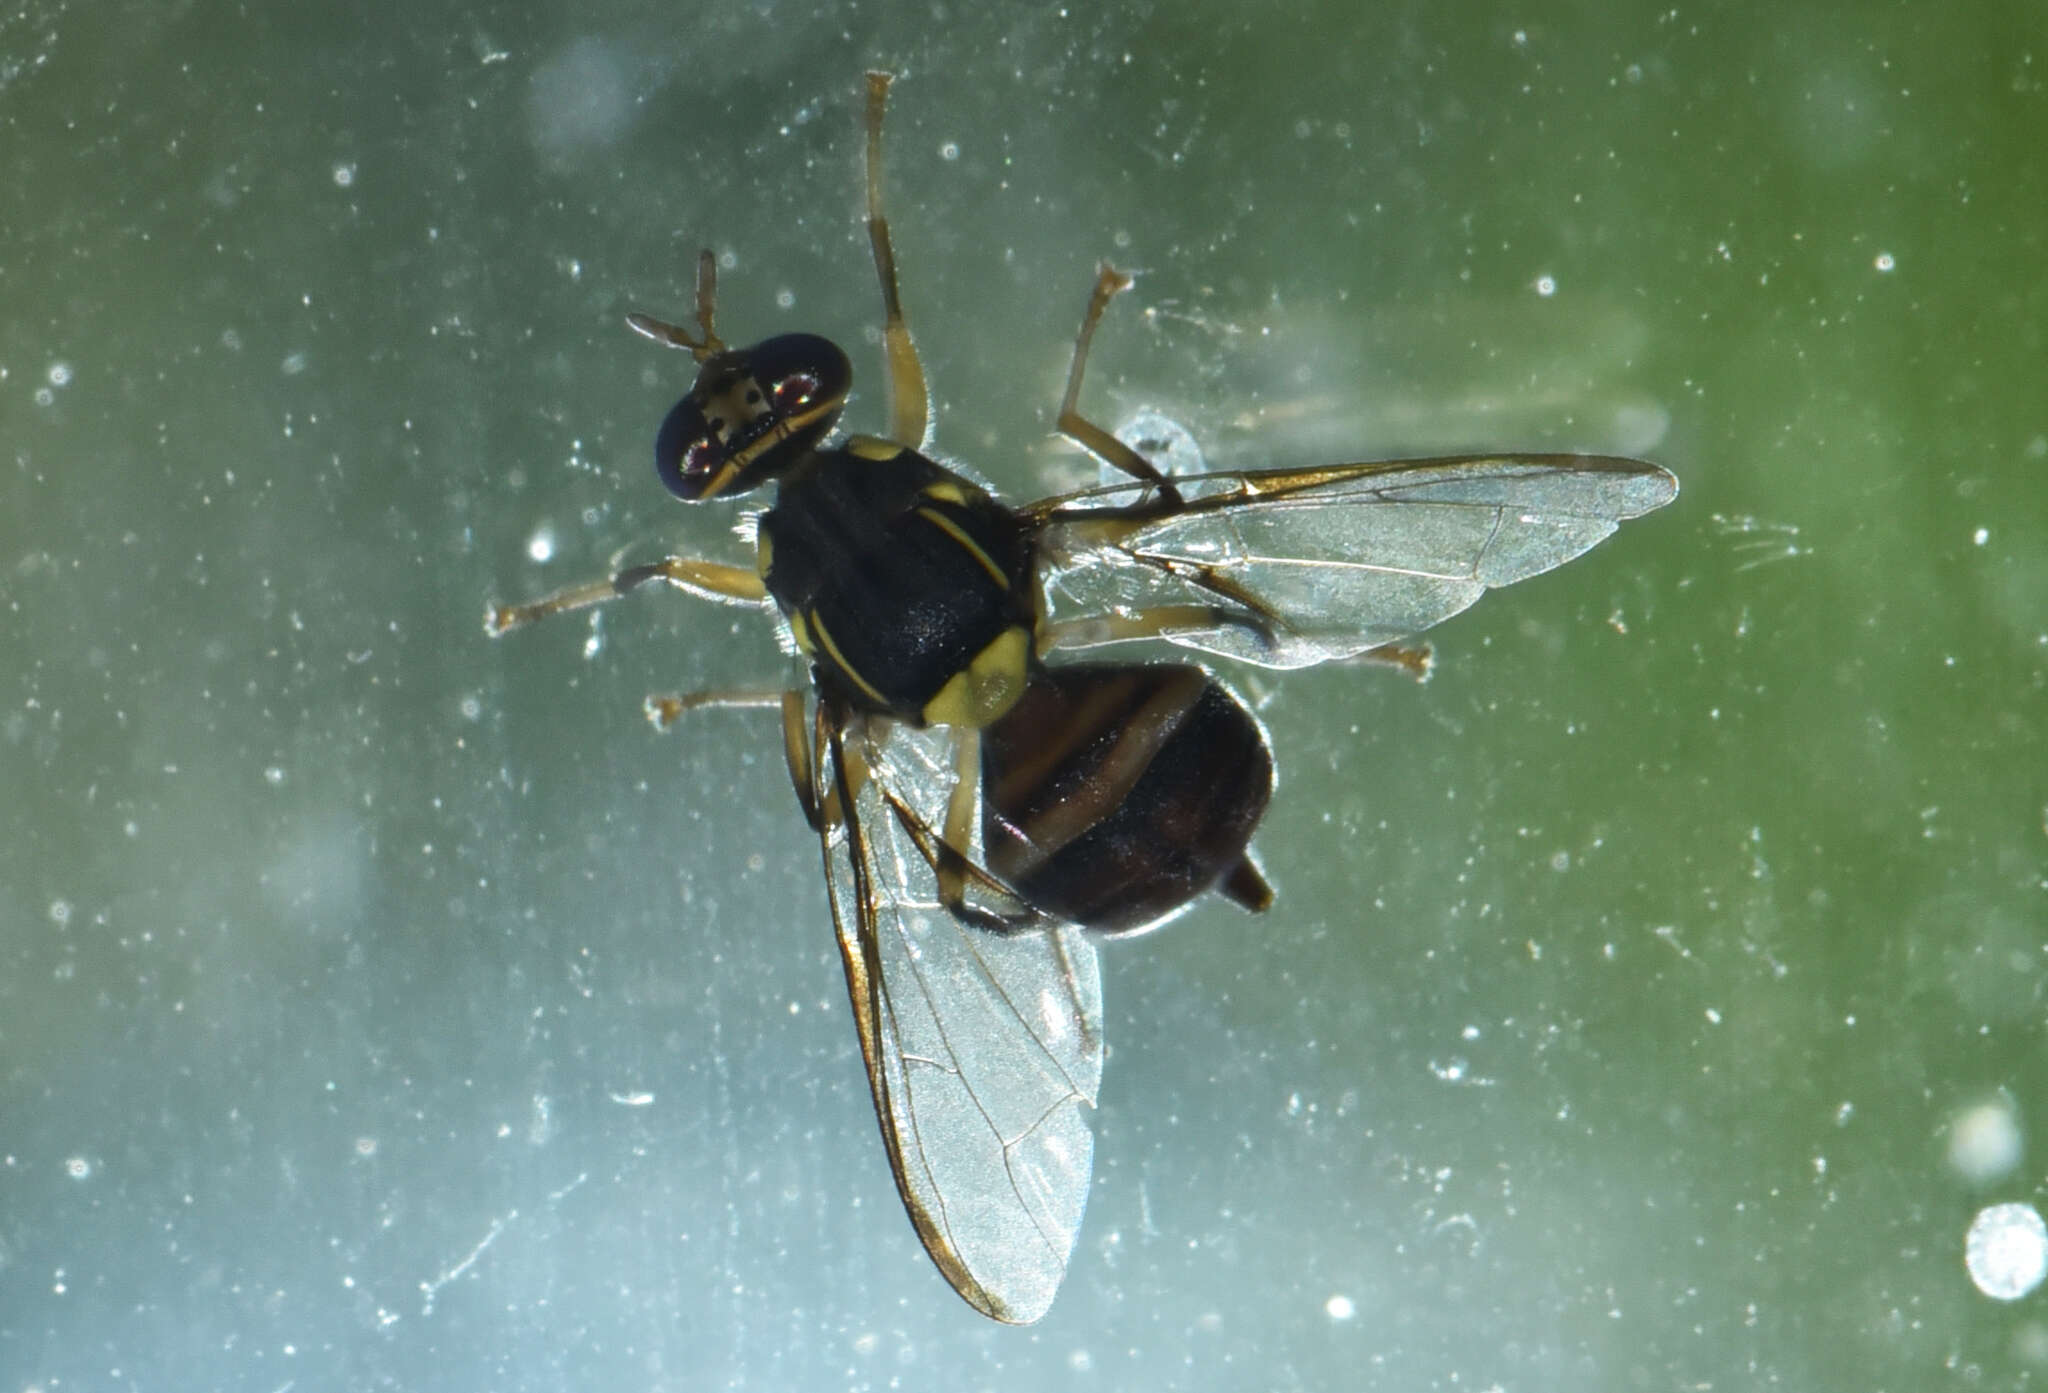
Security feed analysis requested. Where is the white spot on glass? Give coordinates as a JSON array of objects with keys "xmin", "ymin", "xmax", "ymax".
[
  {"xmin": 1966, "ymin": 1203, "xmax": 2048, "ymax": 1301},
  {"xmin": 1947, "ymin": 1098, "xmax": 2023, "ymax": 1184}
]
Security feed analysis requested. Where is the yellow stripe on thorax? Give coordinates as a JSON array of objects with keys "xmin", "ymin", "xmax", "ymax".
[
  {"xmin": 807, "ymin": 610, "xmax": 891, "ymax": 708},
  {"xmin": 914, "ymin": 506, "xmax": 1010, "ymax": 590}
]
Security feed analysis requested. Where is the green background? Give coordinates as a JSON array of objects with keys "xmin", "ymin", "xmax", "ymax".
[{"xmin": 4, "ymin": 0, "xmax": 2044, "ymax": 1388}]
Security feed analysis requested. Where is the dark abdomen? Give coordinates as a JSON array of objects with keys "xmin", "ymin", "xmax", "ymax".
[{"xmin": 980, "ymin": 664, "xmax": 1273, "ymax": 936}]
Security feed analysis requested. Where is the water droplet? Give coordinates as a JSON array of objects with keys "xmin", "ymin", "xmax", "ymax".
[
  {"xmin": 1966, "ymin": 1203, "xmax": 2048, "ymax": 1301},
  {"xmin": 1948, "ymin": 1098, "xmax": 2023, "ymax": 1184},
  {"xmin": 1113, "ymin": 410, "xmax": 1206, "ymax": 484}
]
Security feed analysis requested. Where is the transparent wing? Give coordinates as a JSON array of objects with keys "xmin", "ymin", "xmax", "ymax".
[
  {"xmin": 816, "ymin": 712, "xmax": 1104, "ymax": 1324},
  {"xmin": 1033, "ymin": 453, "xmax": 1679, "ymax": 668}
]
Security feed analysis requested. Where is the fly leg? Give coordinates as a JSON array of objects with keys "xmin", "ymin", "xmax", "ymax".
[
  {"xmin": 781, "ymin": 689, "xmax": 843, "ymax": 832},
  {"xmin": 926, "ymin": 726, "xmax": 1041, "ymax": 933},
  {"xmin": 484, "ymin": 556, "xmax": 767, "ymax": 637},
  {"xmin": 1351, "ymin": 642, "xmax": 1435, "ymax": 681},
  {"xmin": 933, "ymin": 729, "xmax": 982, "ymax": 916},
  {"xmin": 1056, "ymin": 264, "xmax": 1182, "ymax": 504},
  {"xmin": 864, "ymin": 71, "xmax": 931, "ymax": 449},
  {"xmin": 641, "ymin": 687, "xmax": 790, "ymax": 732},
  {"xmin": 639, "ymin": 686, "xmax": 845, "ymax": 833},
  {"xmin": 1038, "ymin": 603, "xmax": 1273, "ymax": 657}
]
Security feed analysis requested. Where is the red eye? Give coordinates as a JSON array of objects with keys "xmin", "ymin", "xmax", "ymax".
[
  {"xmin": 684, "ymin": 437, "xmax": 719, "ymax": 477},
  {"xmin": 773, "ymin": 372, "xmax": 820, "ymax": 412}
]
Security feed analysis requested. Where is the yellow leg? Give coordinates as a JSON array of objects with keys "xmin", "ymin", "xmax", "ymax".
[
  {"xmin": 639, "ymin": 685, "xmax": 845, "ymax": 831},
  {"xmin": 485, "ymin": 556, "xmax": 767, "ymax": 636},
  {"xmin": 934, "ymin": 729, "xmax": 982, "ymax": 913},
  {"xmin": 864, "ymin": 71, "xmax": 931, "ymax": 449},
  {"xmin": 1038, "ymin": 602, "xmax": 1272, "ymax": 657},
  {"xmin": 780, "ymin": 689, "xmax": 841, "ymax": 831},
  {"xmin": 1351, "ymin": 641, "xmax": 1435, "ymax": 683},
  {"xmin": 641, "ymin": 687, "xmax": 789, "ymax": 731},
  {"xmin": 1057, "ymin": 264, "xmax": 1180, "ymax": 501}
]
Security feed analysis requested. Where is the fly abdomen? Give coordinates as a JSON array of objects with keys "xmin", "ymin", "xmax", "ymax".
[{"xmin": 979, "ymin": 663, "xmax": 1274, "ymax": 936}]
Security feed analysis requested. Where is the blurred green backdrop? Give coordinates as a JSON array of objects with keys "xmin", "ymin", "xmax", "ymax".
[{"xmin": 4, "ymin": 0, "xmax": 2045, "ymax": 1388}]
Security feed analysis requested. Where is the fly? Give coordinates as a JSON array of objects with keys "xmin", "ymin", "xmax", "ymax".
[{"xmin": 486, "ymin": 72, "xmax": 1678, "ymax": 1323}]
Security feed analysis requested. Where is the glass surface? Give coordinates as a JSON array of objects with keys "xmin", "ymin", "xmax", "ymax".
[{"xmin": 5, "ymin": 0, "xmax": 2044, "ymax": 1386}]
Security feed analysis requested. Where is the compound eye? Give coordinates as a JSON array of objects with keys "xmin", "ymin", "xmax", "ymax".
[
  {"xmin": 773, "ymin": 371, "xmax": 820, "ymax": 413},
  {"xmin": 683, "ymin": 436, "xmax": 720, "ymax": 480}
]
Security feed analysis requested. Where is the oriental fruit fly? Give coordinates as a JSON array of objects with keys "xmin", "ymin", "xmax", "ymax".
[{"xmin": 485, "ymin": 72, "xmax": 1678, "ymax": 1323}]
